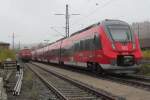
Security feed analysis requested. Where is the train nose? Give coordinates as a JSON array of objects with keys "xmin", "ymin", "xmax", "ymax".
[
  {"xmin": 113, "ymin": 42, "xmax": 133, "ymax": 52},
  {"xmin": 117, "ymin": 55, "xmax": 135, "ymax": 66}
]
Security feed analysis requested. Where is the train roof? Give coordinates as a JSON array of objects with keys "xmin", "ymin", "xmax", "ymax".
[
  {"xmin": 102, "ymin": 19, "xmax": 129, "ymax": 26},
  {"xmin": 48, "ymin": 37, "xmax": 66, "ymax": 45},
  {"xmin": 34, "ymin": 19, "xmax": 129, "ymax": 51},
  {"xmin": 70, "ymin": 22, "xmax": 100, "ymax": 36},
  {"xmin": 70, "ymin": 19, "xmax": 129, "ymax": 37},
  {"xmin": 20, "ymin": 48, "xmax": 31, "ymax": 51},
  {"xmin": 37, "ymin": 21, "xmax": 101, "ymax": 48}
]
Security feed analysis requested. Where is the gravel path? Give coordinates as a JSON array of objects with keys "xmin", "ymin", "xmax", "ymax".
[
  {"xmin": 33, "ymin": 62, "xmax": 150, "ymax": 100},
  {"xmin": 7, "ymin": 65, "xmax": 58, "ymax": 100}
]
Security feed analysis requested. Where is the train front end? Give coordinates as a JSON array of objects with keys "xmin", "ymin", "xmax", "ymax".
[
  {"xmin": 101, "ymin": 20, "xmax": 142, "ymax": 74},
  {"xmin": 19, "ymin": 49, "xmax": 32, "ymax": 62}
]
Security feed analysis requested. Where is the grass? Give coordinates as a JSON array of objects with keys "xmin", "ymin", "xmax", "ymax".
[
  {"xmin": 23, "ymin": 68, "xmax": 39, "ymax": 100},
  {"xmin": 24, "ymin": 71, "xmax": 34, "ymax": 89},
  {"xmin": 142, "ymin": 50, "xmax": 150, "ymax": 60},
  {"xmin": 138, "ymin": 50, "xmax": 150, "ymax": 76},
  {"xmin": 0, "ymin": 49, "xmax": 16, "ymax": 62}
]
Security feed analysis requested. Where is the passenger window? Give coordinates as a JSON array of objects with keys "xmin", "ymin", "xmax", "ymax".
[
  {"xmin": 86, "ymin": 39, "xmax": 91, "ymax": 50},
  {"xmin": 80, "ymin": 40, "xmax": 83, "ymax": 51},
  {"xmin": 94, "ymin": 34, "xmax": 102, "ymax": 50},
  {"xmin": 74, "ymin": 42, "xmax": 80, "ymax": 52}
]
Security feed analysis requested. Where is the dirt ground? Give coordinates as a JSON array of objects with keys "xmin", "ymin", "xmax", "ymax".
[{"xmin": 7, "ymin": 65, "xmax": 58, "ymax": 100}]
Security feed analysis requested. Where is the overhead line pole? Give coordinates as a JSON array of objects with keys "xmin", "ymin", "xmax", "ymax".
[
  {"xmin": 12, "ymin": 32, "xmax": 15, "ymax": 50},
  {"xmin": 55, "ymin": 4, "xmax": 80, "ymax": 37},
  {"xmin": 138, "ymin": 24, "xmax": 140, "ymax": 39},
  {"xmin": 19, "ymin": 41, "xmax": 21, "ymax": 50},
  {"xmin": 66, "ymin": 4, "xmax": 69, "ymax": 37}
]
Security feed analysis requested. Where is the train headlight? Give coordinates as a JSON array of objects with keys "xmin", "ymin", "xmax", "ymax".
[{"xmin": 112, "ymin": 44, "xmax": 116, "ymax": 49}]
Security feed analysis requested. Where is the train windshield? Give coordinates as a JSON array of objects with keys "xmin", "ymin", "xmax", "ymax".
[{"xmin": 107, "ymin": 25, "xmax": 133, "ymax": 42}]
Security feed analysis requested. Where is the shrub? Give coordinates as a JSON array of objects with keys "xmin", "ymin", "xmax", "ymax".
[
  {"xmin": 142, "ymin": 50, "xmax": 150, "ymax": 60},
  {"xmin": 0, "ymin": 49, "xmax": 16, "ymax": 62}
]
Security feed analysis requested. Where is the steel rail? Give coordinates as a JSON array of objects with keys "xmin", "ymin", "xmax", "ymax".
[
  {"xmin": 105, "ymin": 74, "xmax": 150, "ymax": 91},
  {"xmin": 125, "ymin": 74, "xmax": 150, "ymax": 82},
  {"xmin": 29, "ymin": 63, "xmax": 125, "ymax": 100},
  {"xmin": 26, "ymin": 63, "xmax": 67, "ymax": 100},
  {"xmin": 32, "ymin": 62, "xmax": 150, "ymax": 92},
  {"xmin": 13, "ymin": 68, "xmax": 23, "ymax": 95}
]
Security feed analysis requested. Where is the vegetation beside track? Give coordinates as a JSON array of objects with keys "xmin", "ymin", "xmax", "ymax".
[
  {"xmin": 0, "ymin": 49, "xmax": 16, "ymax": 61},
  {"xmin": 24, "ymin": 68, "xmax": 39, "ymax": 100},
  {"xmin": 139, "ymin": 64, "xmax": 150, "ymax": 76},
  {"xmin": 0, "ymin": 49, "xmax": 16, "ymax": 65},
  {"xmin": 139, "ymin": 50, "xmax": 150, "ymax": 76},
  {"xmin": 142, "ymin": 50, "xmax": 150, "ymax": 60}
]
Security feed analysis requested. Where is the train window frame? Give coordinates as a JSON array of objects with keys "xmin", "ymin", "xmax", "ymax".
[
  {"xmin": 82, "ymin": 35, "xmax": 94, "ymax": 51},
  {"xmin": 106, "ymin": 24, "xmax": 133, "ymax": 43},
  {"xmin": 73, "ymin": 41, "xmax": 80, "ymax": 52}
]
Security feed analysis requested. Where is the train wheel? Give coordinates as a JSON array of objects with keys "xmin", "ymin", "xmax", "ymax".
[
  {"xmin": 87, "ymin": 62, "xmax": 93, "ymax": 71},
  {"xmin": 92, "ymin": 63, "xmax": 97, "ymax": 73},
  {"xmin": 60, "ymin": 61, "xmax": 64, "ymax": 65}
]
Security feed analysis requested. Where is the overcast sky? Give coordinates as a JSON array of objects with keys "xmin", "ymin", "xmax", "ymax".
[{"xmin": 0, "ymin": 0, "xmax": 150, "ymax": 47}]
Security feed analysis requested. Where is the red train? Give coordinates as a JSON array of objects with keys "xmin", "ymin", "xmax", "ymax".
[
  {"xmin": 19, "ymin": 49, "xmax": 32, "ymax": 62},
  {"xmin": 32, "ymin": 19, "xmax": 142, "ymax": 74}
]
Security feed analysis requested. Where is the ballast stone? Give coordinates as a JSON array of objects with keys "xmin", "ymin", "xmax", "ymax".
[{"xmin": 0, "ymin": 77, "xmax": 7, "ymax": 100}]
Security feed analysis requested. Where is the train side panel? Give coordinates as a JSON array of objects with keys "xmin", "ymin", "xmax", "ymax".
[{"xmin": 32, "ymin": 19, "xmax": 143, "ymax": 74}]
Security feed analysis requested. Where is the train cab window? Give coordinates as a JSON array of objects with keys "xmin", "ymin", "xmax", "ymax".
[{"xmin": 107, "ymin": 25, "xmax": 132, "ymax": 42}]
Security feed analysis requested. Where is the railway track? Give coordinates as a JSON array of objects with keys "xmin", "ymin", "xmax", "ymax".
[
  {"xmin": 26, "ymin": 63, "xmax": 124, "ymax": 100},
  {"xmin": 141, "ymin": 60, "xmax": 150, "ymax": 64},
  {"xmin": 104, "ymin": 74, "xmax": 150, "ymax": 91},
  {"xmin": 32, "ymin": 62, "xmax": 150, "ymax": 92},
  {"xmin": 125, "ymin": 74, "xmax": 150, "ymax": 82}
]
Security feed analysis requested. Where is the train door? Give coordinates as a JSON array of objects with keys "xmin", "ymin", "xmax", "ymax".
[
  {"xmin": 93, "ymin": 33, "xmax": 102, "ymax": 62},
  {"xmin": 93, "ymin": 35, "xmax": 97, "ymax": 59},
  {"xmin": 86, "ymin": 34, "xmax": 95, "ymax": 62}
]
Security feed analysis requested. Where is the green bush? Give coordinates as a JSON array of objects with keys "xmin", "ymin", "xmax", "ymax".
[
  {"xmin": 0, "ymin": 49, "xmax": 16, "ymax": 62},
  {"xmin": 142, "ymin": 50, "xmax": 150, "ymax": 60}
]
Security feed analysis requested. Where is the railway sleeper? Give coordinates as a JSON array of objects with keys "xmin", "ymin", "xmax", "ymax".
[
  {"xmin": 58, "ymin": 89, "xmax": 86, "ymax": 93},
  {"xmin": 64, "ymin": 93, "xmax": 94, "ymax": 97},
  {"xmin": 67, "ymin": 96, "xmax": 97, "ymax": 99},
  {"xmin": 68, "ymin": 97, "xmax": 101, "ymax": 100}
]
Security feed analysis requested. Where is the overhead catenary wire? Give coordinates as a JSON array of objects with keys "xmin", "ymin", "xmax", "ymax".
[
  {"xmin": 50, "ymin": 0, "xmax": 119, "ymax": 39},
  {"xmin": 55, "ymin": 4, "xmax": 80, "ymax": 37},
  {"xmin": 71, "ymin": 0, "xmax": 119, "ymax": 28}
]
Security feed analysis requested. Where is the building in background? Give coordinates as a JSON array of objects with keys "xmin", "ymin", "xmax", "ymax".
[
  {"xmin": 0, "ymin": 42, "xmax": 10, "ymax": 49},
  {"xmin": 132, "ymin": 21, "xmax": 150, "ymax": 49}
]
